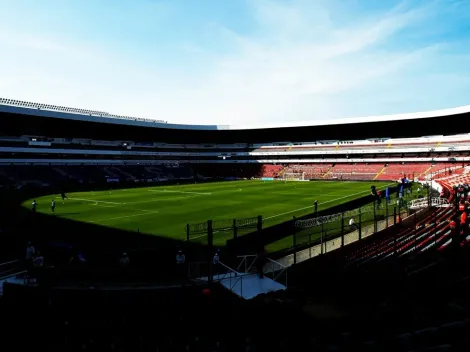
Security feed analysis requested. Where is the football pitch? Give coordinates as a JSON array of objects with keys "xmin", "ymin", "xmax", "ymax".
[{"xmin": 27, "ymin": 180, "xmax": 391, "ymax": 247}]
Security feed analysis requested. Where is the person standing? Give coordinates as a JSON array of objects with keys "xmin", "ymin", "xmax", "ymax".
[
  {"xmin": 31, "ymin": 200, "xmax": 37, "ymax": 214},
  {"xmin": 176, "ymin": 249, "xmax": 186, "ymax": 279},
  {"xmin": 25, "ymin": 242, "xmax": 35, "ymax": 268}
]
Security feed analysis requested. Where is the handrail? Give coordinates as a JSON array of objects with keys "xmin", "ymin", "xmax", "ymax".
[
  {"xmin": 217, "ymin": 261, "xmax": 244, "ymax": 297},
  {"xmin": 236, "ymin": 255, "xmax": 257, "ymax": 258},
  {"xmin": 0, "ymin": 270, "xmax": 27, "ymax": 281},
  {"xmin": 266, "ymin": 258, "xmax": 286, "ymax": 269},
  {"xmin": 266, "ymin": 258, "xmax": 288, "ymax": 287},
  {"xmin": 217, "ymin": 261, "xmax": 239, "ymax": 275},
  {"xmin": 0, "ymin": 259, "xmax": 21, "ymax": 268},
  {"xmin": 236, "ymin": 255, "xmax": 258, "ymax": 273}
]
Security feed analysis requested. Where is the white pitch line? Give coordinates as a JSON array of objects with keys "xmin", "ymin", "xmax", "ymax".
[
  {"xmin": 263, "ymin": 188, "xmax": 375, "ymax": 221},
  {"xmin": 149, "ymin": 190, "xmax": 212, "ymax": 195},
  {"xmin": 69, "ymin": 197, "xmax": 124, "ymax": 205},
  {"xmin": 90, "ymin": 210, "xmax": 159, "ymax": 223},
  {"xmin": 92, "ymin": 203, "xmax": 118, "ymax": 208},
  {"xmin": 130, "ymin": 196, "xmax": 195, "ymax": 204}
]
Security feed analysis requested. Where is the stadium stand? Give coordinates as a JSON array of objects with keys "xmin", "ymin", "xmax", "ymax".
[{"xmin": 2, "ymin": 98, "xmax": 470, "ymax": 351}]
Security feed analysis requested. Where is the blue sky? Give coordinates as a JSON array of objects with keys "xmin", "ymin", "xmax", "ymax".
[{"xmin": 0, "ymin": 0, "xmax": 469, "ymax": 126}]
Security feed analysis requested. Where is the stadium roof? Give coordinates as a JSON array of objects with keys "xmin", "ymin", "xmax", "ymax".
[
  {"xmin": 1, "ymin": 97, "xmax": 470, "ymax": 131},
  {"xmin": 222, "ymin": 105, "xmax": 470, "ymax": 130},
  {"xmin": 1, "ymin": 97, "xmax": 469, "ymax": 143}
]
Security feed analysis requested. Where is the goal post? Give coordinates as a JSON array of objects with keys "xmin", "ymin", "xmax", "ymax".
[{"xmin": 282, "ymin": 172, "xmax": 305, "ymax": 181}]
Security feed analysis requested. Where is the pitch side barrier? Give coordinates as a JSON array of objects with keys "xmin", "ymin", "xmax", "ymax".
[{"xmin": 226, "ymin": 184, "xmax": 406, "ymax": 253}]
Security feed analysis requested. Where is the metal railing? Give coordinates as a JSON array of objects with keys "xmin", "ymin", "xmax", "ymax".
[
  {"xmin": 266, "ymin": 258, "xmax": 288, "ymax": 288},
  {"xmin": 236, "ymin": 254, "xmax": 258, "ymax": 273},
  {"xmin": 236, "ymin": 255, "xmax": 288, "ymax": 288},
  {"xmin": 188, "ymin": 255, "xmax": 288, "ymax": 298},
  {"xmin": 0, "ymin": 259, "xmax": 27, "ymax": 284},
  {"xmin": 188, "ymin": 260, "xmax": 245, "ymax": 296},
  {"xmin": 217, "ymin": 261, "xmax": 244, "ymax": 296}
]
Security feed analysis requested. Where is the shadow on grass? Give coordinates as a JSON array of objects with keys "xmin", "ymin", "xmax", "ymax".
[
  {"xmin": 29, "ymin": 210, "xmax": 209, "ymax": 261},
  {"xmin": 0, "ymin": 190, "xmax": 212, "ymax": 284}
]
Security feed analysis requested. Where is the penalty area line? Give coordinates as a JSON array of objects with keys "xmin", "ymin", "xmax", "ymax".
[
  {"xmin": 149, "ymin": 190, "xmax": 212, "ymax": 195},
  {"xmin": 68, "ymin": 197, "xmax": 124, "ymax": 205}
]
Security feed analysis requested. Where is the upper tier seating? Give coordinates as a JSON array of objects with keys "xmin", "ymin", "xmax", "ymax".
[{"xmin": 253, "ymin": 138, "xmax": 470, "ymax": 153}]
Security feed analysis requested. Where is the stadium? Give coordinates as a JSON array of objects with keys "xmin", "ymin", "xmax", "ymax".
[{"xmin": 1, "ymin": 98, "xmax": 470, "ymax": 350}]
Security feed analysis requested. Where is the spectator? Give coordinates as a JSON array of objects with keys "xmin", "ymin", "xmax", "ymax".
[
  {"xmin": 31, "ymin": 199, "xmax": 37, "ymax": 214},
  {"xmin": 176, "ymin": 249, "xmax": 185, "ymax": 264},
  {"xmin": 349, "ymin": 217, "xmax": 357, "ymax": 231},
  {"xmin": 460, "ymin": 211, "xmax": 468, "ymax": 239},
  {"xmin": 29, "ymin": 251, "xmax": 44, "ymax": 284},
  {"xmin": 33, "ymin": 251, "xmax": 44, "ymax": 267},
  {"xmin": 119, "ymin": 253, "xmax": 130, "ymax": 267},
  {"xmin": 213, "ymin": 249, "xmax": 220, "ymax": 265},
  {"xmin": 450, "ymin": 217, "xmax": 457, "ymax": 231},
  {"xmin": 176, "ymin": 249, "xmax": 186, "ymax": 279},
  {"xmin": 212, "ymin": 249, "xmax": 221, "ymax": 276},
  {"xmin": 26, "ymin": 242, "xmax": 35, "ymax": 263},
  {"xmin": 395, "ymin": 214, "xmax": 402, "ymax": 226},
  {"xmin": 459, "ymin": 201, "xmax": 465, "ymax": 212}
]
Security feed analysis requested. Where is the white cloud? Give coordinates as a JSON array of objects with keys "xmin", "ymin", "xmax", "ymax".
[{"xmin": 0, "ymin": 0, "xmax": 468, "ymax": 126}]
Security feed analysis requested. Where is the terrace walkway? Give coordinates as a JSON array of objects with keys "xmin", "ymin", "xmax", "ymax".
[{"xmin": 275, "ymin": 213, "xmax": 398, "ymax": 267}]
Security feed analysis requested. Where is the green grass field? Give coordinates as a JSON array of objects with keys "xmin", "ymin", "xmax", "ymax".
[{"xmin": 25, "ymin": 180, "xmax": 392, "ymax": 248}]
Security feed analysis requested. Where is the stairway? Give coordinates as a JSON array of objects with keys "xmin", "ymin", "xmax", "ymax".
[
  {"xmin": 277, "ymin": 166, "xmax": 287, "ymax": 177},
  {"xmin": 322, "ymin": 166, "xmax": 334, "ymax": 178},
  {"xmin": 417, "ymin": 165, "xmax": 434, "ymax": 180},
  {"xmin": 373, "ymin": 166, "xmax": 387, "ymax": 180}
]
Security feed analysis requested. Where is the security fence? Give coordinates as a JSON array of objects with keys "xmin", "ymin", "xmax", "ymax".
[
  {"xmin": 186, "ymin": 216, "xmax": 262, "ymax": 244},
  {"xmin": 281, "ymin": 196, "xmax": 413, "ymax": 264}
]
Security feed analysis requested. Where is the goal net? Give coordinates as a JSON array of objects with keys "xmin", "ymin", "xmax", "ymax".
[{"xmin": 282, "ymin": 172, "xmax": 305, "ymax": 181}]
